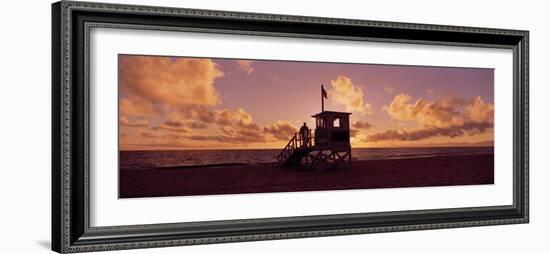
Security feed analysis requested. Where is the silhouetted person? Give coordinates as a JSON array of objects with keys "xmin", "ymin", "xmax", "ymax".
[{"xmin": 299, "ymin": 122, "xmax": 310, "ymax": 147}]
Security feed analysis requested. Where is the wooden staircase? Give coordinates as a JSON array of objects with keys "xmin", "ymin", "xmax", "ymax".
[{"xmin": 276, "ymin": 132, "xmax": 312, "ymax": 166}]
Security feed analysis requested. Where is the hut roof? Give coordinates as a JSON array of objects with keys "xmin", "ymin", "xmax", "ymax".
[{"xmin": 311, "ymin": 111, "xmax": 352, "ymax": 118}]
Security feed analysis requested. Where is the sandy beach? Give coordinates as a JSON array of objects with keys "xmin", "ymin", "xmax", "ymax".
[{"xmin": 119, "ymin": 153, "xmax": 494, "ymax": 198}]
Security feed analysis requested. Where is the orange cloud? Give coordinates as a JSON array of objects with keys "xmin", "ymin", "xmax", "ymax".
[
  {"xmin": 205, "ymin": 120, "xmax": 299, "ymax": 145},
  {"xmin": 368, "ymin": 93, "xmax": 494, "ymax": 142},
  {"xmin": 187, "ymin": 107, "xmax": 253, "ymax": 127},
  {"xmin": 119, "ymin": 55, "xmax": 224, "ymax": 116},
  {"xmin": 133, "ymin": 109, "xmax": 299, "ymax": 147},
  {"xmin": 161, "ymin": 111, "xmax": 213, "ymax": 130},
  {"xmin": 143, "ymin": 107, "xmax": 269, "ymax": 145},
  {"xmin": 467, "ymin": 96, "xmax": 494, "ymax": 122},
  {"xmin": 139, "ymin": 105, "xmax": 259, "ymax": 147},
  {"xmin": 119, "ymin": 96, "xmax": 159, "ymax": 117},
  {"xmin": 329, "ymin": 76, "xmax": 372, "ymax": 115},
  {"xmin": 367, "ymin": 121, "xmax": 493, "ymax": 142},
  {"xmin": 147, "ymin": 107, "xmax": 256, "ymax": 138},
  {"xmin": 384, "ymin": 93, "xmax": 468, "ymax": 128},
  {"xmin": 237, "ymin": 60, "xmax": 254, "ymax": 74},
  {"xmin": 151, "ymin": 124, "xmax": 190, "ymax": 134},
  {"xmin": 263, "ymin": 121, "xmax": 298, "ymax": 141},
  {"xmin": 119, "ymin": 116, "xmax": 149, "ymax": 127},
  {"xmin": 215, "ymin": 108, "xmax": 253, "ymax": 126}
]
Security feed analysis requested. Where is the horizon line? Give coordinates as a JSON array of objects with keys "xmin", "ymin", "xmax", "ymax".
[{"xmin": 119, "ymin": 145, "xmax": 494, "ymax": 152}]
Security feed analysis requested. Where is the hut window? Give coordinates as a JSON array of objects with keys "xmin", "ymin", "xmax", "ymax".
[{"xmin": 333, "ymin": 118, "xmax": 341, "ymax": 128}]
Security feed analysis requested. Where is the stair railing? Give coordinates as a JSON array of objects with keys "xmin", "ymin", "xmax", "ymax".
[
  {"xmin": 277, "ymin": 133, "xmax": 297, "ymax": 164},
  {"xmin": 276, "ymin": 130, "xmax": 315, "ymax": 165}
]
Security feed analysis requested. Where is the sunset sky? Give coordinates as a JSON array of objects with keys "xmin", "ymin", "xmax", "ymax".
[{"xmin": 118, "ymin": 54, "xmax": 494, "ymax": 150}]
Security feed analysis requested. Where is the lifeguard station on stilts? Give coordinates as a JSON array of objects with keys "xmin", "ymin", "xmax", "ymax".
[{"xmin": 277, "ymin": 85, "xmax": 352, "ymax": 170}]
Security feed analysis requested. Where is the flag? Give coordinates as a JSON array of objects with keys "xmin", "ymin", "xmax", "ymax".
[{"xmin": 322, "ymin": 85, "xmax": 328, "ymax": 99}]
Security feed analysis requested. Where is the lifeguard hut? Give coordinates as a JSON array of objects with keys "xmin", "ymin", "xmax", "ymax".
[{"xmin": 277, "ymin": 85, "xmax": 352, "ymax": 170}]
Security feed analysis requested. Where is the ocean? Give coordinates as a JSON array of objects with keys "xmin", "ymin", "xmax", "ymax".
[{"xmin": 120, "ymin": 147, "xmax": 494, "ymax": 170}]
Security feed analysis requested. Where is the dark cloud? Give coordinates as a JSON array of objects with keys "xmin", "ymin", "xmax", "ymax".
[
  {"xmin": 164, "ymin": 120, "xmax": 183, "ymax": 128},
  {"xmin": 352, "ymin": 121, "xmax": 373, "ymax": 130},
  {"xmin": 140, "ymin": 132, "xmax": 156, "ymax": 138},
  {"xmin": 188, "ymin": 122, "xmax": 208, "ymax": 129},
  {"xmin": 163, "ymin": 120, "xmax": 207, "ymax": 129}
]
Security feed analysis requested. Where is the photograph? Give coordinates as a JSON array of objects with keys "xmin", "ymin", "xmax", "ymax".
[{"xmin": 118, "ymin": 54, "xmax": 495, "ymax": 198}]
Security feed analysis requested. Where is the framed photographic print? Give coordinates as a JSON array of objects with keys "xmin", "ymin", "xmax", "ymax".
[{"xmin": 52, "ymin": 1, "xmax": 529, "ymax": 253}]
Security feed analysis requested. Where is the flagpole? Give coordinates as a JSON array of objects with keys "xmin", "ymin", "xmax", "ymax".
[{"xmin": 321, "ymin": 84, "xmax": 325, "ymax": 112}]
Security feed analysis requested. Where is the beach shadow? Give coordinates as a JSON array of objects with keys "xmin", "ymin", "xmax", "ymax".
[{"xmin": 36, "ymin": 240, "xmax": 50, "ymax": 250}]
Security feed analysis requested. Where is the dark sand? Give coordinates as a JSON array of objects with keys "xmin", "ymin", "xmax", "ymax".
[{"xmin": 119, "ymin": 154, "xmax": 493, "ymax": 198}]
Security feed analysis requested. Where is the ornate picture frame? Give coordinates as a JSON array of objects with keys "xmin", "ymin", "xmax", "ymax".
[{"xmin": 52, "ymin": 1, "xmax": 528, "ymax": 253}]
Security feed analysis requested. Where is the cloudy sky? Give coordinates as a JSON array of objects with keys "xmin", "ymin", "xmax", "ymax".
[{"xmin": 118, "ymin": 54, "xmax": 494, "ymax": 150}]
